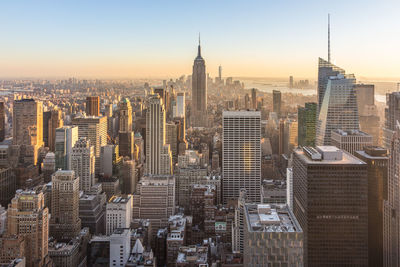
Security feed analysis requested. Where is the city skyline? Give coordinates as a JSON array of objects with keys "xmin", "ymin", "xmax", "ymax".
[{"xmin": 1, "ymin": 0, "xmax": 400, "ymax": 79}]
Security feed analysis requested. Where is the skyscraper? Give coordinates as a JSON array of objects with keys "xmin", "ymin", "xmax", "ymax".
[
  {"xmin": 297, "ymin": 102, "xmax": 317, "ymax": 147},
  {"xmin": 71, "ymin": 137, "xmax": 95, "ymax": 192},
  {"xmin": 191, "ymin": 37, "xmax": 207, "ymax": 127},
  {"xmin": 272, "ymin": 90, "xmax": 281, "ymax": 117},
  {"xmin": 106, "ymin": 195, "xmax": 132, "ymax": 235},
  {"xmin": 7, "ymin": 190, "xmax": 50, "ymax": 267},
  {"xmin": 50, "ymin": 170, "xmax": 81, "ymax": 240},
  {"xmin": 331, "ymin": 129, "xmax": 372, "ymax": 155},
  {"xmin": 86, "ymin": 96, "xmax": 100, "ymax": 116},
  {"xmin": 251, "ymin": 88, "xmax": 257, "ymax": 110},
  {"xmin": 383, "ymin": 92, "xmax": 400, "ymax": 149},
  {"xmin": 293, "ymin": 146, "xmax": 368, "ymax": 266},
  {"xmin": 13, "ymin": 99, "xmax": 43, "ymax": 164},
  {"xmin": 145, "ymin": 94, "xmax": 172, "ymax": 175},
  {"xmin": 0, "ymin": 102, "xmax": 6, "ymax": 142},
  {"xmin": 175, "ymin": 92, "xmax": 185, "ymax": 118},
  {"xmin": 222, "ymin": 111, "xmax": 261, "ymax": 203},
  {"xmin": 72, "ymin": 115, "xmax": 107, "ymax": 173},
  {"xmin": 48, "ymin": 108, "xmax": 63, "ymax": 151},
  {"xmin": 316, "ymin": 72, "xmax": 359, "ymax": 146},
  {"xmin": 355, "ymin": 146, "xmax": 388, "ymax": 267},
  {"xmin": 55, "ymin": 125, "xmax": 79, "ymax": 170},
  {"xmin": 118, "ymin": 98, "xmax": 134, "ymax": 159}
]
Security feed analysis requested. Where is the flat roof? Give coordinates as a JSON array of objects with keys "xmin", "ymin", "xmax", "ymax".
[{"xmin": 295, "ymin": 148, "xmax": 365, "ymax": 165}]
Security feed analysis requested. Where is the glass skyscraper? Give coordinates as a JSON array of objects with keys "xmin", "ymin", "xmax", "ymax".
[
  {"xmin": 316, "ymin": 71, "xmax": 359, "ymax": 146},
  {"xmin": 298, "ymin": 102, "xmax": 317, "ymax": 147}
]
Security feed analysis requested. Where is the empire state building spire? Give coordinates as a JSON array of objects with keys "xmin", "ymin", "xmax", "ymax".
[
  {"xmin": 191, "ymin": 35, "xmax": 207, "ymax": 127},
  {"xmin": 197, "ymin": 33, "xmax": 202, "ymax": 58}
]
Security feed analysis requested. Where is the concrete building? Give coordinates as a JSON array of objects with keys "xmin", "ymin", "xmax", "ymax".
[
  {"xmin": 47, "ymin": 108, "xmax": 63, "ymax": 152},
  {"xmin": 383, "ymin": 92, "xmax": 400, "ymax": 149},
  {"xmin": 176, "ymin": 245, "xmax": 208, "ymax": 266},
  {"xmin": 120, "ymin": 159, "xmax": 137, "ymax": 195},
  {"xmin": 50, "ymin": 170, "xmax": 81, "ymax": 240},
  {"xmin": 12, "ymin": 99, "xmax": 43, "ymax": 164},
  {"xmin": 118, "ymin": 98, "xmax": 134, "ymax": 159},
  {"xmin": 86, "ymin": 96, "xmax": 100, "ymax": 116},
  {"xmin": 71, "ymin": 138, "xmax": 95, "ymax": 192},
  {"xmin": 244, "ymin": 204, "xmax": 303, "ymax": 266},
  {"xmin": 48, "ymin": 239, "xmax": 80, "ymax": 267},
  {"xmin": 145, "ymin": 94, "xmax": 172, "ymax": 175},
  {"xmin": 293, "ymin": 146, "xmax": 368, "ymax": 266},
  {"xmin": 175, "ymin": 92, "xmax": 185, "ymax": 118},
  {"xmin": 110, "ymin": 228, "xmax": 131, "ymax": 267},
  {"xmin": 176, "ymin": 167, "xmax": 208, "ymax": 209},
  {"xmin": 222, "ymin": 111, "xmax": 261, "ymax": 203},
  {"xmin": 273, "ymin": 90, "xmax": 281, "ymax": 117},
  {"xmin": 355, "ymin": 146, "xmax": 388, "ymax": 267},
  {"xmin": 106, "ymin": 195, "xmax": 132, "ymax": 235},
  {"xmin": 331, "ymin": 129, "xmax": 373, "ymax": 155},
  {"xmin": 132, "ymin": 175, "xmax": 175, "ymax": 240},
  {"xmin": 0, "ymin": 168, "xmax": 15, "ymax": 208},
  {"xmin": 79, "ymin": 186, "xmax": 106, "ymax": 235},
  {"xmin": 55, "ymin": 125, "xmax": 78, "ymax": 170},
  {"xmin": 42, "ymin": 152, "xmax": 56, "ymax": 183},
  {"xmin": 72, "ymin": 115, "xmax": 107, "ymax": 173},
  {"xmin": 261, "ymin": 179, "xmax": 286, "ymax": 204},
  {"xmin": 7, "ymin": 190, "xmax": 49, "ymax": 267}
]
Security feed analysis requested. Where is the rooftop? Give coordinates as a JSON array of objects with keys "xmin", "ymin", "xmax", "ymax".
[
  {"xmin": 297, "ymin": 146, "xmax": 365, "ymax": 165},
  {"xmin": 245, "ymin": 204, "xmax": 302, "ymax": 233},
  {"xmin": 108, "ymin": 195, "xmax": 131, "ymax": 204},
  {"xmin": 332, "ymin": 129, "xmax": 371, "ymax": 137}
]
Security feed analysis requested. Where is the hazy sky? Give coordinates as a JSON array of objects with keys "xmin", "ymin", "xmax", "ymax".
[{"xmin": 0, "ymin": 0, "xmax": 399, "ymax": 79}]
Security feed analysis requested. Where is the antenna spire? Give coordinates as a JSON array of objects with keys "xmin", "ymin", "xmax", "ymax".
[
  {"xmin": 199, "ymin": 32, "xmax": 201, "ymax": 45},
  {"xmin": 328, "ymin": 14, "xmax": 331, "ymax": 63},
  {"xmin": 197, "ymin": 33, "xmax": 201, "ymax": 57}
]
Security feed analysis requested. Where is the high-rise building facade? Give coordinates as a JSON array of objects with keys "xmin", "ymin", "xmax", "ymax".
[
  {"xmin": 298, "ymin": 102, "xmax": 317, "ymax": 147},
  {"xmin": 316, "ymin": 72, "xmax": 359, "ymax": 146},
  {"xmin": 48, "ymin": 108, "xmax": 63, "ymax": 152},
  {"xmin": 293, "ymin": 146, "xmax": 368, "ymax": 266},
  {"xmin": 55, "ymin": 125, "xmax": 78, "ymax": 170},
  {"xmin": 0, "ymin": 102, "xmax": 5, "ymax": 142},
  {"xmin": 383, "ymin": 92, "xmax": 400, "ymax": 149},
  {"xmin": 86, "ymin": 96, "xmax": 100, "ymax": 116},
  {"xmin": 72, "ymin": 115, "xmax": 107, "ymax": 173},
  {"xmin": 222, "ymin": 111, "xmax": 261, "ymax": 203},
  {"xmin": 118, "ymin": 98, "xmax": 135, "ymax": 159},
  {"xmin": 191, "ymin": 39, "xmax": 207, "ymax": 127},
  {"xmin": 331, "ymin": 129, "xmax": 373, "ymax": 155},
  {"xmin": 317, "ymin": 58, "xmax": 345, "ymax": 110},
  {"xmin": 7, "ymin": 190, "xmax": 49, "ymax": 267},
  {"xmin": 175, "ymin": 92, "xmax": 185, "ymax": 118},
  {"xmin": 355, "ymin": 84, "xmax": 380, "ymax": 145},
  {"xmin": 50, "ymin": 170, "xmax": 81, "ymax": 240},
  {"xmin": 272, "ymin": 90, "xmax": 281, "ymax": 117},
  {"xmin": 106, "ymin": 195, "xmax": 132, "ymax": 235},
  {"xmin": 71, "ymin": 137, "xmax": 95, "ymax": 192},
  {"xmin": 355, "ymin": 146, "xmax": 388, "ymax": 267},
  {"xmin": 244, "ymin": 204, "xmax": 303, "ymax": 267},
  {"xmin": 145, "ymin": 94, "xmax": 172, "ymax": 175}
]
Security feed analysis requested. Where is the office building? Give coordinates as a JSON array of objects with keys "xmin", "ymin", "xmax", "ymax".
[
  {"xmin": 42, "ymin": 152, "xmax": 56, "ymax": 182},
  {"xmin": 86, "ymin": 96, "xmax": 100, "ymax": 116},
  {"xmin": 71, "ymin": 137, "xmax": 95, "ymax": 192},
  {"xmin": 110, "ymin": 228, "xmax": 131, "ymax": 267},
  {"xmin": 0, "ymin": 168, "xmax": 15, "ymax": 208},
  {"xmin": 384, "ymin": 132, "xmax": 400, "ymax": 266},
  {"xmin": 355, "ymin": 146, "xmax": 388, "ymax": 267},
  {"xmin": 48, "ymin": 108, "xmax": 63, "ymax": 151},
  {"xmin": 191, "ymin": 38, "xmax": 207, "ymax": 127},
  {"xmin": 146, "ymin": 94, "xmax": 172, "ymax": 175},
  {"xmin": 55, "ymin": 125, "xmax": 78, "ymax": 170},
  {"xmin": 175, "ymin": 92, "xmax": 185, "ymax": 118},
  {"xmin": 383, "ymin": 92, "xmax": 400, "ymax": 149},
  {"xmin": 72, "ymin": 115, "xmax": 107, "ymax": 173},
  {"xmin": 272, "ymin": 90, "xmax": 281, "ymax": 117},
  {"xmin": 222, "ymin": 111, "xmax": 261, "ymax": 203},
  {"xmin": 120, "ymin": 159, "xmax": 137, "ymax": 195},
  {"xmin": 298, "ymin": 102, "xmax": 317, "ymax": 147},
  {"xmin": 79, "ymin": 183, "xmax": 106, "ymax": 235},
  {"xmin": 106, "ymin": 195, "xmax": 132, "ymax": 235},
  {"xmin": 293, "ymin": 146, "xmax": 368, "ymax": 266},
  {"xmin": 244, "ymin": 204, "xmax": 303, "ymax": 266},
  {"xmin": 251, "ymin": 88, "xmax": 257, "ymax": 109},
  {"xmin": 132, "ymin": 175, "xmax": 175, "ymax": 240},
  {"xmin": 331, "ymin": 129, "xmax": 373, "ymax": 155},
  {"xmin": 12, "ymin": 99, "xmax": 43, "ymax": 164},
  {"xmin": 0, "ymin": 102, "xmax": 5, "ymax": 142},
  {"xmin": 50, "ymin": 170, "xmax": 81, "ymax": 240},
  {"xmin": 355, "ymin": 84, "xmax": 380, "ymax": 144},
  {"xmin": 119, "ymin": 98, "xmax": 134, "ymax": 159},
  {"xmin": 7, "ymin": 190, "xmax": 49, "ymax": 267},
  {"xmin": 289, "ymin": 76, "xmax": 294, "ymax": 88},
  {"xmin": 316, "ymin": 72, "xmax": 359, "ymax": 146}
]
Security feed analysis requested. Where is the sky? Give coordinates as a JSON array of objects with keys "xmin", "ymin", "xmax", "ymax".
[{"xmin": 0, "ymin": 0, "xmax": 399, "ymax": 79}]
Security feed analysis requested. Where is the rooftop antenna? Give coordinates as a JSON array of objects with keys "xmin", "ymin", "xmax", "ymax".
[{"xmin": 328, "ymin": 14, "xmax": 331, "ymax": 63}]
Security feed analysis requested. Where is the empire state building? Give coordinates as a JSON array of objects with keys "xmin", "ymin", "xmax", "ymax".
[{"xmin": 191, "ymin": 37, "xmax": 207, "ymax": 127}]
